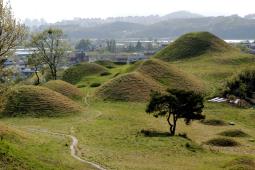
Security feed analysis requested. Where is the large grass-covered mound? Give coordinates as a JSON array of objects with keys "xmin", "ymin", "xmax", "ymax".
[
  {"xmin": 62, "ymin": 62, "xmax": 108, "ymax": 84},
  {"xmin": 137, "ymin": 59, "xmax": 205, "ymax": 93},
  {"xmin": 0, "ymin": 85, "xmax": 82, "ymax": 116},
  {"xmin": 43, "ymin": 80, "xmax": 83, "ymax": 100},
  {"xmin": 96, "ymin": 72, "xmax": 164, "ymax": 101},
  {"xmin": 155, "ymin": 32, "xmax": 233, "ymax": 61}
]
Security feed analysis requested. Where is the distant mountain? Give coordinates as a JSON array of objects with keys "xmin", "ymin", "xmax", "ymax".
[
  {"xmin": 245, "ymin": 14, "xmax": 255, "ymax": 19},
  {"xmin": 162, "ymin": 11, "xmax": 203, "ymax": 20},
  {"xmin": 31, "ymin": 12, "xmax": 255, "ymax": 40}
]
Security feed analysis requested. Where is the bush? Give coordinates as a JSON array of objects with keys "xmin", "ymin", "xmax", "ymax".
[
  {"xmin": 90, "ymin": 83, "xmax": 101, "ymax": 88},
  {"xmin": 201, "ymin": 119, "xmax": 227, "ymax": 126},
  {"xmin": 218, "ymin": 130, "xmax": 249, "ymax": 137},
  {"xmin": 206, "ymin": 138, "xmax": 240, "ymax": 147},
  {"xmin": 224, "ymin": 70, "xmax": 255, "ymax": 99},
  {"xmin": 77, "ymin": 84, "xmax": 86, "ymax": 88},
  {"xmin": 100, "ymin": 72, "xmax": 111, "ymax": 76}
]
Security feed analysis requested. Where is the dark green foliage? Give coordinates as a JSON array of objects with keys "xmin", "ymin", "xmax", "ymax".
[
  {"xmin": 62, "ymin": 63, "xmax": 108, "ymax": 84},
  {"xmin": 219, "ymin": 130, "xmax": 249, "ymax": 137},
  {"xmin": 77, "ymin": 84, "xmax": 86, "ymax": 88},
  {"xmin": 224, "ymin": 70, "xmax": 255, "ymax": 99},
  {"xmin": 75, "ymin": 39, "xmax": 92, "ymax": 51},
  {"xmin": 155, "ymin": 32, "xmax": 231, "ymax": 61},
  {"xmin": 146, "ymin": 89, "xmax": 205, "ymax": 135},
  {"xmin": 206, "ymin": 138, "xmax": 240, "ymax": 147},
  {"xmin": 95, "ymin": 60, "xmax": 116, "ymax": 69},
  {"xmin": 90, "ymin": 83, "xmax": 101, "ymax": 88},
  {"xmin": 201, "ymin": 119, "xmax": 227, "ymax": 126},
  {"xmin": 100, "ymin": 71, "xmax": 111, "ymax": 76}
]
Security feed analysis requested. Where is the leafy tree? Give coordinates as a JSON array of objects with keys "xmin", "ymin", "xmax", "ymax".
[
  {"xmin": 106, "ymin": 39, "xmax": 116, "ymax": 53},
  {"xmin": 31, "ymin": 28, "xmax": 68, "ymax": 80},
  {"xmin": 0, "ymin": 0, "xmax": 25, "ymax": 80},
  {"xmin": 27, "ymin": 53, "xmax": 42, "ymax": 85},
  {"xmin": 75, "ymin": 39, "xmax": 92, "ymax": 52},
  {"xmin": 136, "ymin": 41, "xmax": 143, "ymax": 51},
  {"xmin": 146, "ymin": 89, "xmax": 205, "ymax": 136},
  {"xmin": 127, "ymin": 43, "xmax": 135, "ymax": 52}
]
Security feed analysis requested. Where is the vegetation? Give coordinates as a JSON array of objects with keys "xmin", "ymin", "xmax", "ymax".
[
  {"xmin": 62, "ymin": 62, "xmax": 108, "ymax": 84},
  {"xmin": 146, "ymin": 89, "xmax": 205, "ymax": 135},
  {"xmin": 155, "ymin": 32, "xmax": 232, "ymax": 61},
  {"xmin": 0, "ymin": 85, "xmax": 82, "ymax": 116},
  {"xmin": 96, "ymin": 72, "xmax": 164, "ymax": 101},
  {"xmin": 224, "ymin": 157, "xmax": 255, "ymax": 170},
  {"xmin": 201, "ymin": 119, "xmax": 227, "ymax": 126},
  {"xmin": 137, "ymin": 59, "xmax": 206, "ymax": 93},
  {"xmin": 205, "ymin": 137, "xmax": 240, "ymax": 147},
  {"xmin": 31, "ymin": 28, "xmax": 69, "ymax": 80},
  {"xmin": 90, "ymin": 82, "xmax": 101, "ymax": 88},
  {"xmin": 27, "ymin": 53, "xmax": 42, "ymax": 85},
  {"xmin": 224, "ymin": 69, "xmax": 255, "ymax": 99},
  {"xmin": 218, "ymin": 129, "xmax": 249, "ymax": 137},
  {"xmin": 43, "ymin": 80, "xmax": 83, "ymax": 100},
  {"xmin": 75, "ymin": 39, "xmax": 92, "ymax": 52}
]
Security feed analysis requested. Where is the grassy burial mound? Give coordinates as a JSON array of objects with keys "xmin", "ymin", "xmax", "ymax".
[
  {"xmin": 0, "ymin": 85, "xmax": 82, "ymax": 116},
  {"xmin": 205, "ymin": 137, "xmax": 240, "ymax": 147},
  {"xmin": 155, "ymin": 32, "xmax": 233, "ymax": 61},
  {"xmin": 137, "ymin": 59, "xmax": 206, "ymax": 93},
  {"xmin": 62, "ymin": 62, "xmax": 108, "ymax": 84},
  {"xmin": 43, "ymin": 80, "xmax": 83, "ymax": 100},
  {"xmin": 218, "ymin": 129, "xmax": 249, "ymax": 137},
  {"xmin": 96, "ymin": 72, "xmax": 164, "ymax": 102}
]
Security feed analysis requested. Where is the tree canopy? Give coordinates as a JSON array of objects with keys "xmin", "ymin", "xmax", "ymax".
[{"xmin": 146, "ymin": 89, "xmax": 205, "ymax": 135}]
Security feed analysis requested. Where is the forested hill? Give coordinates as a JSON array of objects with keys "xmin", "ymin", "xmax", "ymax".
[{"xmin": 36, "ymin": 15, "xmax": 255, "ymax": 40}]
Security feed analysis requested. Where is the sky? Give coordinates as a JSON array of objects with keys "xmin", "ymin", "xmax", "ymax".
[{"xmin": 9, "ymin": 0, "xmax": 255, "ymax": 23}]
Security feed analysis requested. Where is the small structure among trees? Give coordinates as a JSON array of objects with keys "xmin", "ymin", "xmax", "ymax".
[{"xmin": 146, "ymin": 89, "xmax": 205, "ymax": 136}]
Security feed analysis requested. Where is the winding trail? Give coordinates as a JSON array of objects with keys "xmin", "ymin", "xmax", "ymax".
[{"xmin": 27, "ymin": 128, "xmax": 106, "ymax": 170}]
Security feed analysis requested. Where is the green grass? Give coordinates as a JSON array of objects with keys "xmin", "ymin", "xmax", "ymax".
[
  {"xmin": 155, "ymin": 32, "xmax": 233, "ymax": 61},
  {"xmin": 62, "ymin": 62, "xmax": 108, "ymax": 84}
]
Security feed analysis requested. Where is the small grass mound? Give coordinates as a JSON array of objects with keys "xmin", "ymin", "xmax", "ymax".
[
  {"xmin": 206, "ymin": 137, "xmax": 240, "ymax": 147},
  {"xmin": 96, "ymin": 72, "xmax": 164, "ymax": 102},
  {"xmin": 138, "ymin": 59, "xmax": 205, "ymax": 93},
  {"xmin": 62, "ymin": 62, "xmax": 108, "ymax": 84},
  {"xmin": 224, "ymin": 157, "xmax": 255, "ymax": 170},
  {"xmin": 201, "ymin": 119, "xmax": 227, "ymax": 126},
  {"xmin": 0, "ymin": 85, "xmax": 82, "ymax": 117},
  {"xmin": 43, "ymin": 80, "xmax": 83, "ymax": 100},
  {"xmin": 218, "ymin": 130, "xmax": 249, "ymax": 137},
  {"xmin": 155, "ymin": 32, "xmax": 233, "ymax": 61}
]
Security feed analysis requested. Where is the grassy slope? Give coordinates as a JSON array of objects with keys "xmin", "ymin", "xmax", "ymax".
[
  {"xmin": 0, "ymin": 123, "xmax": 94, "ymax": 169},
  {"xmin": 0, "ymin": 85, "xmax": 82, "ymax": 116},
  {"xmin": 2, "ymin": 100, "xmax": 255, "ymax": 169},
  {"xmin": 62, "ymin": 63, "xmax": 108, "ymax": 84},
  {"xmin": 43, "ymin": 80, "xmax": 83, "ymax": 100}
]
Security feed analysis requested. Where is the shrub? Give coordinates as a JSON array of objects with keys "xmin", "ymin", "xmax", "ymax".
[
  {"xmin": 100, "ymin": 72, "xmax": 111, "ymax": 76},
  {"xmin": 201, "ymin": 119, "xmax": 227, "ymax": 126},
  {"xmin": 77, "ymin": 84, "xmax": 86, "ymax": 88},
  {"xmin": 206, "ymin": 138, "xmax": 240, "ymax": 147},
  {"xmin": 90, "ymin": 83, "xmax": 101, "ymax": 88},
  {"xmin": 218, "ymin": 130, "xmax": 249, "ymax": 137},
  {"xmin": 224, "ymin": 70, "xmax": 255, "ymax": 99}
]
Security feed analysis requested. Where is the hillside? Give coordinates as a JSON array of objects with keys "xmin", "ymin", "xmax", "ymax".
[
  {"xmin": 155, "ymin": 32, "xmax": 233, "ymax": 61},
  {"xmin": 137, "ymin": 59, "xmax": 205, "ymax": 93},
  {"xmin": 96, "ymin": 72, "xmax": 164, "ymax": 101},
  {"xmin": 37, "ymin": 15, "xmax": 255, "ymax": 40},
  {"xmin": 43, "ymin": 80, "xmax": 83, "ymax": 100},
  {"xmin": 62, "ymin": 63, "xmax": 108, "ymax": 84},
  {"xmin": 0, "ymin": 85, "xmax": 82, "ymax": 116}
]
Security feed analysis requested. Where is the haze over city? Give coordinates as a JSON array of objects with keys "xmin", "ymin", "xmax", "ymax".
[{"xmin": 10, "ymin": 0, "xmax": 255, "ymax": 22}]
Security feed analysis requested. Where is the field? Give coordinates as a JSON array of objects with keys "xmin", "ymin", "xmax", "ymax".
[{"xmin": 1, "ymin": 32, "xmax": 255, "ymax": 169}]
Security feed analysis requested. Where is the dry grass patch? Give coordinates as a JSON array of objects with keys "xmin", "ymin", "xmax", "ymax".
[
  {"xmin": 224, "ymin": 157, "xmax": 255, "ymax": 170},
  {"xmin": 0, "ymin": 85, "xmax": 82, "ymax": 117},
  {"xmin": 96, "ymin": 72, "xmax": 164, "ymax": 102},
  {"xmin": 43, "ymin": 80, "xmax": 83, "ymax": 100},
  {"xmin": 138, "ymin": 59, "xmax": 206, "ymax": 93}
]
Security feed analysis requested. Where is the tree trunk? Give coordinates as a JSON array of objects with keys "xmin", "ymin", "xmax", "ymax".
[{"xmin": 167, "ymin": 113, "xmax": 178, "ymax": 136}]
